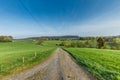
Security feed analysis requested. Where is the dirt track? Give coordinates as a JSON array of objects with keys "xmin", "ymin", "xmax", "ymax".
[{"xmin": 3, "ymin": 48, "xmax": 97, "ymax": 80}]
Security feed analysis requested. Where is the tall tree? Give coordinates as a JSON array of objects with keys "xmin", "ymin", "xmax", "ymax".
[{"xmin": 97, "ymin": 37, "xmax": 105, "ymax": 49}]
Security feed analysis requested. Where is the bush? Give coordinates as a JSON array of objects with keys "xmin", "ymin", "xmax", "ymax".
[
  {"xmin": 59, "ymin": 41, "xmax": 67, "ymax": 46},
  {"xmin": 36, "ymin": 39, "xmax": 44, "ymax": 45},
  {"xmin": 0, "ymin": 36, "xmax": 13, "ymax": 42}
]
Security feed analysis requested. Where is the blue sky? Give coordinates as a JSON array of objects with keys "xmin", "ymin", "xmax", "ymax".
[{"xmin": 0, "ymin": 0, "xmax": 120, "ymax": 38}]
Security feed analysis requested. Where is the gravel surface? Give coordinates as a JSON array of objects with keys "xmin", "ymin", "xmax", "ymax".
[{"xmin": 3, "ymin": 48, "xmax": 97, "ymax": 80}]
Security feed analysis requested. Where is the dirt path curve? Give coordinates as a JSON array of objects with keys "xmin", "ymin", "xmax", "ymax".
[{"xmin": 3, "ymin": 48, "xmax": 97, "ymax": 80}]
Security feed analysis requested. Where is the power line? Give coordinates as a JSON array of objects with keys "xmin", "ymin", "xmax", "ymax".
[{"xmin": 18, "ymin": 0, "xmax": 41, "ymax": 26}]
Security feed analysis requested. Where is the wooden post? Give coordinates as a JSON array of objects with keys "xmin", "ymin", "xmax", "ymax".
[
  {"xmin": 0, "ymin": 64, "xmax": 3, "ymax": 72},
  {"xmin": 22, "ymin": 57, "xmax": 24, "ymax": 63},
  {"xmin": 35, "ymin": 52, "xmax": 36, "ymax": 57},
  {"xmin": 0, "ymin": 64, "xmax": 2, "ymax": 71}
]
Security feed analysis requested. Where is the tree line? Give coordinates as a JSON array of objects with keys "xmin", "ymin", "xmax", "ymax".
[
  {"xmin": 59, "ymin": 37, "xmax": 120, "ymax": 50},
  {"xmin": 35, "ymin": 36, "xmax": 120, "ymax": 50}
]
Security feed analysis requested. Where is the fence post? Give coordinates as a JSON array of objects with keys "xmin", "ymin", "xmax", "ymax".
[
  {"xmin": 22, "ymin": 57, "xmax": 24, "ymax": 63},
  {"xmin": 35, "ymin": 52, "xmax": 36, "ymax": 57},
  {"xmin": 0, "ymin": 64, "xmax": 2, "ymax": 71},
  {"xmin": 0, "ymin": 64, "xmax": 3, "ymax": 72}
]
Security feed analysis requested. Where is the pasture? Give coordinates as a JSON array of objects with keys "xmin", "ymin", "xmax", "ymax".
[
  {"xmin": 0, "ymin": 40, "xmax": 56, "ymax": 77},
  {"xmin": 65, "ymin": 48, "xmax": 120, "ymax": 80},
  {"xmin": 1, "ymin": 39, "xmax": 120, "ymax": 80}
]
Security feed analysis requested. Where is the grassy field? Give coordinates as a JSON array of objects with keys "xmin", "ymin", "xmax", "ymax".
[
  {"xmin": 43, "ymin": 40, "xmax": 61, "ymax": 47},
  {"xmin": 64, "ymin": 48, "xmax": 120, "ymax": 80},
  {"xmin": 1, "ymin": 39, "xmax": 120, "ymax": 80},
  {"xmin": 0, "ymin": 40, "xmax": 57, "ymax": 78}
]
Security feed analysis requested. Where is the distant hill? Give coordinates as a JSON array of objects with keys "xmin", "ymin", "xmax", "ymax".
[
  {"xmin": 23, "ymin": 35, "xmax": 80, "ymax": 40},
  {"xmin": 16, "ymin": 35, "xmax": 120, "ymax": 40}
]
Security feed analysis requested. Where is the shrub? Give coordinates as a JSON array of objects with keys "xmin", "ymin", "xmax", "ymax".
[
  {"xmin": 0, "ymin": 36, "xmax": 13, "ymax": 42},
  {"xmin": 37, "ymin": 39, "xmax": 44, "ymax": 45}
]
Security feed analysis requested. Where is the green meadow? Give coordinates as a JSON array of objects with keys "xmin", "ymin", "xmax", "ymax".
[
  {"xmin": 65, "ymin": 48, "xmax": 120, "ymax": 80},
  {"xmin": 0, "ymin": 39, "xmax": 120, "ymax": 80},
  {"xmin": 0, "ymin": 40, "xmax": 56, "ymax": 77}
]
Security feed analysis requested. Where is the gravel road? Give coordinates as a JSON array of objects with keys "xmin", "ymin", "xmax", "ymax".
[{"xmin": 3, "ymin": 48, "xmax": 97, "ymax": 80}]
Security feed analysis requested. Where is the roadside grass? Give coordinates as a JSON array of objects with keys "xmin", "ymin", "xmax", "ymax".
[
  {"xmin": 0, "ymin": 40, "xmax": 56, "ymax": 78},
  {"xmin": 64, "ymin": 48, "xmax": 120, "ymax": 80}
]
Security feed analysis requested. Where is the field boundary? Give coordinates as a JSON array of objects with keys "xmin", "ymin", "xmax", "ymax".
[{"xmin": 62, "ymin": 48, "xmax": 98, "ymax": 79}]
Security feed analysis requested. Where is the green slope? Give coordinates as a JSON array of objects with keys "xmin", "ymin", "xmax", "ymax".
[{"xmin": 0, "ymin": 40, "xmax": 56, "ymax": 77}]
